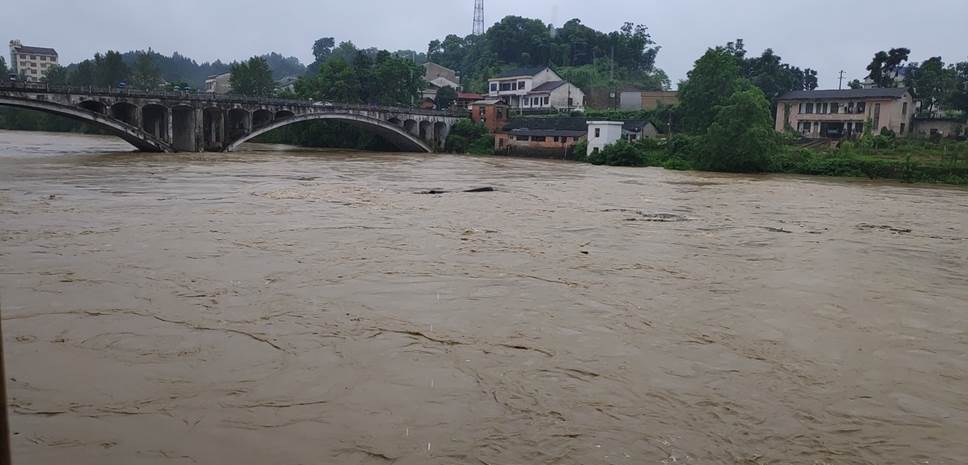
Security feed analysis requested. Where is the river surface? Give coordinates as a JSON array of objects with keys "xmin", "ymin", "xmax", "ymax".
[{"xmin": 1, "ymin": 130, "xmax": 967, "ymax": 465}]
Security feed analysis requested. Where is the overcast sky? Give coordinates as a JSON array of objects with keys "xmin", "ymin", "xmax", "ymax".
[{"xmin": 5, "ymin": 0, "xmax": 967, "ymax": 89}]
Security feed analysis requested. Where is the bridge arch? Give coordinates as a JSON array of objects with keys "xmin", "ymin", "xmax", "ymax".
[
  {"xmin": 0, "ymin": 96, "xmax": 172, "ymax": 152},
  {"xmin": 110, "ymin": 102, "xmax": 138, "ymax": 126},
  {"xmin": 224, "ymin": 112, "xmax": 433, "ymax": 153},
  {"xmin": 79, "ymin": 100, "xmax": 106, "ymax": 115},
  {"xmin": 141, "ymin": 104, "xmax": 169, "ymax": 141},
  {"xmin": 253, "ymin": 109, "xmax": 273, "ymax": 129}
]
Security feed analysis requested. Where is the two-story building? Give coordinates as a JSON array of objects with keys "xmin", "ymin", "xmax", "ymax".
[
  {"xmin": 205, "ymin": 72, "xmax": 233, "ymax": 94},
  {"xmin": 487, "ymin": 66, "xmax": 585, "ymax": 111},
  {"xmin": 775, "ymin": 88, "xmax": 915, "ymax": 138},
  {"xmin": 9, "ymin": 40, "xmax": 59, "ymax": 82}
]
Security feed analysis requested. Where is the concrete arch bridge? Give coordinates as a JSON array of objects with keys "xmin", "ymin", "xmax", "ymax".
[{"xmin": 0, "ymin": 83, "xmax": 462, "ymax": 153}]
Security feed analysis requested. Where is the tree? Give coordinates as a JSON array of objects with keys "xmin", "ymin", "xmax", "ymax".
[
  {"xmin": 741, "ymin": 48, "xmax": 818, "ymax": 106},
  {"xmin": 299, "ymin": 57, "xmax": 361, "ymax": 103},
  {"xmin": 678, "ymin": 47, "xmax": 745, "ymax": 132},
  {"xmin": 230, "ymin": 56, "xmax": 275, "ymax": 96},
  {"xmin": 435, "ymin": 86, "xmax": 458, "ymax": 109},
  {"xmin": 71, "ymin": 60, "xmax": 97, "ymax": 86},
  {"xmin": 866, "ymin": 47, "xmax": 910, "ymax": 87},
  {"xmin": 701, "ymin": 87, "xmax": 777, "ymax": 172},
  {"xmin": 906, "ymin": 57, "xmax": 957, "ymax": 116},
  {"xmin": 313, "ymin": 37, "xmax": 335, "ymax": 63},
  {"xmin": 94, "ymin": 51, "xmax": 130, "ymax": 88},
  {"xmin": 0, "ymin": 57, "xmax": 6, "ymax": 77},
  {"xmin": 848, "ymin": 79, "xmax": 864, "ymax": 89},
  {"xmin": 130, "ymin": 52, "xmax": 162, "ymax": 90},
  {"xmin": 43, "ymin": 65, "xmax": 69, "ymax": 85}
]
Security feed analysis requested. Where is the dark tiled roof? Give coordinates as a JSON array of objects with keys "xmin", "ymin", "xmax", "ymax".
[
  {"xmin": 503, "ymin": 117, "xmax": 587, "ymax": 132},
  {"xmin": 778, "ymin": 88, "xmax": 909, "ymax": 100},
  {"xmin": 508, "ymin": 129, "xmax": 586, "ymax": 138},
  {"xmin": 493, "ymin": 66, "xmax": 548, "ymax": 79},
  {"xmin": 622, "ymin": 120, "xmax": 652, "ymax": 132},
  {"xmin": 11, "ymin": 45, "xmax": 58, "ymax": 56},
  {"xmin": 529, "ymin": 81, "xmax": 567, "ymax": 93}
]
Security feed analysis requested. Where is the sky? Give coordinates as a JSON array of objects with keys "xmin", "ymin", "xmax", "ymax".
[{"xmin": 4, "ymin": 0, "xmax": 967, "ymax": 89}]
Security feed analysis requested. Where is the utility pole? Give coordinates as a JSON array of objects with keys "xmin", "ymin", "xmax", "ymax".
[
  {"xmin": 610, "ymin": 46, "xmax": 615, "ymax": 110},
  {"xmin": 838, "ymin": 70, "xmax": 845, "ymax": 90}
]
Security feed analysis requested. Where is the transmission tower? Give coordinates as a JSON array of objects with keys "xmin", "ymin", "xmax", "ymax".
[{"xmin": 473, "ymin": 0, "xmax": 485, "ymax": 35}]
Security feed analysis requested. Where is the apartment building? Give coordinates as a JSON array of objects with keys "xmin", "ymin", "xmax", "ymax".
[
  {"xmin": 9, "ymin": 40, "xmax": 59, "ymax": 82},
  {"xmin": 775, "ymin": 88, "xmax": 915, "ymax": 138}
]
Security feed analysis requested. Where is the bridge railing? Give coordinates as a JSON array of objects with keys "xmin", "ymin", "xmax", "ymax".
[{"xmin": 0, "ymin": 82, "xmax": 466, "ymax": 118}]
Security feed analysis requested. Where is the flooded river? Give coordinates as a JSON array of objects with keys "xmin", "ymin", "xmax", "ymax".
[{"xmin": 1, "ymin": 130, "xmax": 967, "ymax": 465}]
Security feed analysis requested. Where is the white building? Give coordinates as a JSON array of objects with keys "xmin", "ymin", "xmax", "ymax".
[
  {"xmin": 421, "ymin": 62, "xmax": 460, "ymax": 101},
  {"xmin": 487, "ymin": 66, "xmax": 585, "ymax": 111},
  {"xmin": 586, "ymin": 121, "xmax": 624, "ymax": 156},
  {"xmin": 205, "ymin": 72, "xmax": 232, "ymax": 94},
  {"xmin": 9, "ymin": 40, "xmax": 59, "ymax": 82}
]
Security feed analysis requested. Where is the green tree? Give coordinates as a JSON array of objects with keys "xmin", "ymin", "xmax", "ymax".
[
  {"xmin": 230, "ymin": 56, "xmax": 275, "ymax": 96},
  {"xmin": 435, "ymin": 86, "xmax": 458, "ymax": 109},
  {"xmin": 906, "ymin": 57, "xmax": 957, "ymax": 116},
  {"xmin": 43, "ymin": 65, "xmax": 69, "ymax": 85},
  {"xmin": 848, "ymin": 79, "xmax": 864, "ymax": 89},
  {"xmin": 678, "ymin": 47, "xmax": 745, "ymax": 132},
  {"xmin": 700, "ymin": 87, "xmax": 778, "ymax": 172},
  {"xmin": 866, "ymin": 48, "xmax": 910, "ymax": 88},
  {"xmin": 70, "ymin": 60, "xmax": 97, "ymax": 86},
  {"xmin": 741, "ymin": 48, "xmax": 818, "ymax": 107},
  {"xmin": 94, "ymin": 51, "xmax": 130, "ymax": 88},
  {"xmin": 0, "ymin": 57, "xmax": 7, "ymax": 77},
  {"xmin": 299, "ymin": 57, "xmax": 361, "ymax": 102},
  {"xmin": 131, "ymin": 52, "xmax": 162, "ymax": 90}
]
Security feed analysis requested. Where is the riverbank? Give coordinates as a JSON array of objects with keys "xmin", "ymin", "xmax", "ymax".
[{"xmin": 573, "ymin": 136, "xmax": 968, "ymax": 185}]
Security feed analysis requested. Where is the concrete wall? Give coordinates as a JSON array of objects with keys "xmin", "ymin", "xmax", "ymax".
[
  {"xmin": 620, "ymin": 91, "xmax": 679, "ymax": 111},
  {"xmin": 912, "ymin": 119, "xmax": 965, "ymax": 137},
  {"xmin": 587, "ymin": 121, "xmax": 624, "ymax": 155},
  {"xmin": 494, "ymin": 132, "xmax": 584, "ymax": 159}
]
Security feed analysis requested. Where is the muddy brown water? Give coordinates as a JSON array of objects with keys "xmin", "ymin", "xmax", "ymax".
[{"xmin": 1, "ymin": 130, "xmax": 966, "ymax": 465}]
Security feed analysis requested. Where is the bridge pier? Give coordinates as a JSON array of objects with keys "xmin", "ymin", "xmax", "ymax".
[{"xmin": 172, "ymin": 106, "xmax": 197, "ymax": 152}]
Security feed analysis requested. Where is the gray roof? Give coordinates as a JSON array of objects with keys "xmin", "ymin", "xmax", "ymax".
[
  {"xmin": 622, "ymin": 120, "xmax": 653, "ymax": 132},
  {"xmin": 529, "ymin": 81, "xmax": 567, "ymax": 93},
  {"xmin": 493, "ymin": 66, "xmax": 548, "ymax": 79},
  {"xmin": 509, "ymin": 129, "xmax": 586, "ymax": 138},
  {"xmin": 778, "ymin": 88, "xmax": 909, "ymax": 101},
  {"xmin": 11, "ymin": 45, "xmax": 57, "ymax": 56},
  {"xmin": 504, "ymin": 117, "xmax": 588, "ymax": 131}
]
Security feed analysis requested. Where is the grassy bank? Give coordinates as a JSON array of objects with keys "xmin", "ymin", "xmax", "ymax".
[{"xmin": 572, "ymin": 136, "xmax": 968, "ymax": 185}]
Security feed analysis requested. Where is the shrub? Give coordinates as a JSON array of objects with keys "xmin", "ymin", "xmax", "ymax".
[{"xmin": 699, "ymin": 88, "xmax": 778, "ymax": 172}]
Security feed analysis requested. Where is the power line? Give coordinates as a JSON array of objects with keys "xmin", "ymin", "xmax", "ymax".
[{"xmin": 473, "ymin": 0, "xmax": 485, "ymax": 36}]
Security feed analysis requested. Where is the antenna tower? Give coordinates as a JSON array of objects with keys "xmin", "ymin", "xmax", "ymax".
[{"xmin": 473, "ymin": 0, "xmax": 485, "ymax": 35}]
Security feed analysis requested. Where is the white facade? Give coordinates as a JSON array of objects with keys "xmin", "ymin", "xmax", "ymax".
[
  {"xmin": 205, "ymin": 73, "xmax": 233, "ymax": 94},
  {"xmin": 488, "ymin": 67, "xmax": 585, "ymax": 109},
  {"xmin": 586, "ymin": 121, "xmax": 624, "ymax": 156},
  {"xmin": 9, "ymin": 40, "xmax": 59, "ymax": 82}
]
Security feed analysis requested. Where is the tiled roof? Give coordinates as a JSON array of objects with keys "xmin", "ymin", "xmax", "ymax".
[
  {"xmin": 503, "ymin": 117, "xmax": 588, "ymax": 132},
  {"xmin": 11, "ymin": 45, "xmax": 58, "ymax": 56},
  {"xmin": 492, "ymin": 66, "xmax": 548, "ymax": 79},
  {"xmin": 508, "ymin": 128, "xmax": 587, "ymax": 137},
  {"xmin": 778, "ymin": 88, "xmax": 909, "ymax": 100},
  {"xmin": 529, "ymin": 81, "xmax": 567, "ymax": 93}
]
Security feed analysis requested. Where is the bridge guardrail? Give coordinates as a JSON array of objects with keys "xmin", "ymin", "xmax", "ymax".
[{"xmin": 0, "ymin": 82, "xmax": 467, "ymax": 118}]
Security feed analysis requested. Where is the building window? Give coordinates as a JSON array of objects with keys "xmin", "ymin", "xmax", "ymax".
[
  {"xmin": 543, "ymin": 97, "xmax": 549, "ymax": 105},
  {"xmin": 500, "ymin": 83, "xmax": 512, "ymax": 91},
  {"xmin": 516, "ymin": 135, "xmax": 529, "ymax": 141},
  {"xmin": 857, "ymin": 102, "xmax": 866, "ymax": 113},
  {"xmin": 30, "ymin": 55, "xmax": 37, "ymax": 60},
  {"xmin": 518, "ymin": 81, "xmax": 526, "ymax": 89},
  {"xmin": 490, "ymin": 83, "xmax": 497, "ymax": 92},
  {"xmin": 873, "ymin": 103, "xmax": 881, "ymax": 130},
  {"xmin": 902, "ymin": 102, "xmax": 908, "ymax": 116},
  {"xmin": 900, "ymin": 123, "xmax": 906, "ymax": 135},
  {"xmin": 831, "ymin": 103, "xmax": 840, "ymax": 114},
  {"xmin": 532, "ymin": 136, "xmax": 546, "ymax": 142},
  {"xmin": 553, "ymin": 136, "xmax": 560, "ymax": 142},
  {"xmin": 594, "ymin": 128, "xmax": 601, "ymax": 138},
  {"xmin": 805, "ymin": 103, "xmax": 814, "ymax": 114},
  {"xmin": 511, "ymin": 82, "xmax": 518, "ymax": 91}
]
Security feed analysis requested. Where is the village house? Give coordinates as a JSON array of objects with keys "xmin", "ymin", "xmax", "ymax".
[
  {"xmin": 421, "ymin": 62, "xmax": 460, "ymax": 102},
  {"xmin": 487, "ymin": 66, "xmax": 585, "ymax": 112},
  {"xmin": 620, "ymin": 91, "xmax": 679, "ymax": 111},
  {"xmin": 468, "ymin": 98, "xmax": 510, "ymax": 133},
  {"xmin": 586, "ymin": 120, "xmax": 660, "ymax": 156},
  {"xmin": 775, "ymin": 88, "xmax": 915, "ymax": 138},
  {"xmin": 9, "ymin": 40, "xmax": 59, "ymax": 82},
  {"xmin": 494, "ymin": 117, "xmax": 587, "ymax": 158},
  {"xmin": 205, "ymin": 72, "xmax": 233, "ymax": 94}
]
